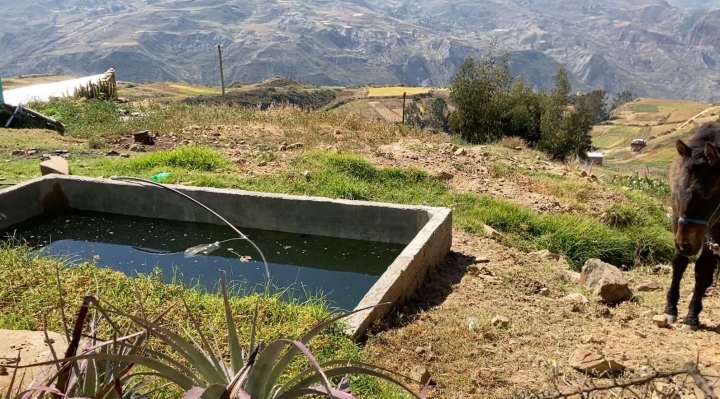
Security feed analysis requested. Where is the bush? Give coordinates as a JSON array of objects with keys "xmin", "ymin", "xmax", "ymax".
[{"xmin": 447, "ymin": 45, "xmax": 593, "ymax": 161}]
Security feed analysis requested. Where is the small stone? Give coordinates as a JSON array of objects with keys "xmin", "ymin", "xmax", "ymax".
[
  {"xmin": 564, "ymin": 270, "xmax": 582, "ymax": 284},
  {"xmin": 40, "ymin": 156, "xmax": 69, "ymax": 176},
  {"xmin": 410, "ymin": 366, "xmax": 431, "ymax": 385},
  {"xmin": 11, "ymin": 149, "xmax": 24, "ymax": 156},
  {"xmin": 636, "ymin": 281, "xmax": 661, "ymax": 292},
  {"xmin": 106, "ymin": 150, "xmax": 120, "ymax": 156},
  {"xmin": 435, "ymin": 171, "xmax": 454, "ymax": 181},
  {"xmin": 26, "ymin": 150, "xmax": 38, "ymax": 155},
  {"xmin": 562, "ymin": 293, "xmax": 589, "ymax": 304},
  {"xmin": 128, "ymin": 143, "xmax": 145, "ymax": 152},
  {"xmin": 287, "ymin": 142, "xmax": 304, "ymax": 150},
  {"xmin": 635, "ymin": 331, "xmax": 647, "ymax": 338},
  {"xmin": 302, "ymin": 170, "xmax": 310, "ymax": 177},
  {"xmin": 415, "ymin": 346, "xmax": 425, "ymax": 354},
  {"xmin": 482, "ymin": 224, "xmax": 502, "ymax": 239},
  {"xmin": 258, "ymin": 161, "xmax": 267, "ymax": 167},
  {"xmin": 653, "ymin": 314, "xmax": 669, "ymax": 328},
  {"xmin": 579, "ymin": 170, "xmax": 588, "ymax": 177},
  {"xmin": 120, "ymin": 153, "xmax": 130, "ymax": 158},
  {"xmin": 514, "ymin": 146, "xmax": 523, "ymax": 150},
  {"xmin": 581, "ymin": 335, "xmax": 603, "ymax": 344},
  {"xmin": 569, "ymin": 348, "xmax": 625, "ymax": 375},
  {"xmin": 474, "ymin": 257, "xmax": 490, "ymax": 264},
  {"xmin": 532, "ymin": 250, "xmax": 562, "ymax": 262},
  {"xmin": 580, "ymin": 259, "xmax": 633, "ymax": 304},
  {"xmin": 491, "ymin": 316, "xmax": 510, "ymax": 328},
  {"xmin": 454, "ymin": 148, "xmax": 466, "ymax": 156},
  {"xmin": 538, "ymin": 287, "xmax": 551, "ymax": 297}
]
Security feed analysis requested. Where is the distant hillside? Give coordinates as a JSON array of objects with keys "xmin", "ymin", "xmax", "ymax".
[{"xmin": 3, "ymin": 0, "xmax": 720, "ymax": 101}]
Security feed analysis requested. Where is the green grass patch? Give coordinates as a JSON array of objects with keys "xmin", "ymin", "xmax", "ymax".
[
  {"xmin": 625, "ymin": 103, "xmax": 660, "ymax": 113},
  {"xmin": 1, "ymin": 148, "xmax": 674, "ymax": 270},
  {"xmin": 0, "ymin": 243, "xmax": 405, "ymax": 398}
]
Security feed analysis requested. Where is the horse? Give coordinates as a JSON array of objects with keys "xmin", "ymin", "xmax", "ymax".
[{"xmin": 664, "ymin": 121, "xmax": 720, "ymax": 331}]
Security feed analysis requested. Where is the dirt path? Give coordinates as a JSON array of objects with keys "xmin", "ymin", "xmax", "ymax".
[{"xmin": 675, "ymin": 105, "xmax": 720, "ymax": 130}]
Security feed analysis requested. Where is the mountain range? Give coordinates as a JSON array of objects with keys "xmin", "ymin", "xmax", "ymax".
[{"xmin": 2, "ymin": 0, "xmax": 720, "ymax": 101}]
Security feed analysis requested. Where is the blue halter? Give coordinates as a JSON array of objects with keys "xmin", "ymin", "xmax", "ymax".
[{"xmin": 678, "ymin": 201, "xmax": 720, "ymax": 235}]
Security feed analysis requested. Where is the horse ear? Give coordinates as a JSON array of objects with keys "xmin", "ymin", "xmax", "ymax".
[
  {"xmin": 705, "ymin": 142, "xmax": 720, "ymax": 166},
  {"xmin": 676, "ymin": 140, "xmax": 691, "ymax": 157}
]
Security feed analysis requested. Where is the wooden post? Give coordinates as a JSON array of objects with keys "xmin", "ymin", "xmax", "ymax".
[
  {"xmin": 217, "ymin": 45, "xmax": 226, "ymax": 97},
  {"xmin": 402, "ymin": 92, "xmax": 406, "ymax": 124}
]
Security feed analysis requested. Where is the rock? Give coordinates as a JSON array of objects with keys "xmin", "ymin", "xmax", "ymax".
[
  {"xmin": 454, "ymin": 148, "xmax": 466, "ymax": 156},
  {"xmin": 636, "ymin": 281, "xmax": 661, "ymax": 292},
  {"xmin": 467, "ymin": 265, "xmax": 493, "ymax": 277},
  {"xmin": 651, "ymin": 382, "xmax": 678, "ymax": 399},
  {"xmin": 302, "ymin": 170, "xmax": 310, "ymax": 178},
  {"xmin": 11, "ymin": 150, "xmax": 24, "ymax": 156},
  {"xmin": 257, "ymin": 161, "xmax": 268, "ymax": 167},
  {"xmin": 128, "ymin": 144, "xmax": 145, "ymax": 152},
  {"xmin": 482, "ymin": 224, "xmax": 502, "ymax": 239},
  {"xmin": 568, "ymin": 349, "xmax": 625, "ymax": 376},
  {"xmin": 133, "ymin": 131, "xmax": 155, "ymax": 145},
  {"xmin": 564, "ymin": 270, "xmax": 582, "ymax": 284},
  {"xmin": 491, "ymin": 316, "xmax": 510, "ymax": 328},
  {"xmin": 514, "ymin": 146, "xmax": 523, "ymax": 150},
  {"xmin": 39, "ymin": 156, "xmax": 69, "ymax": 176},
  {"xmin": 538, "ymin": 287, "xmax": 551, "ymax": 297},
  {"xmin": 533, "ymin": 250, "xmax": 561, "ymax": 262},
  {"xmin": 120, "ymin": 153, "xmax": 130, "ymax": 158},
  {"xmin": 581, "ymin": 335, "xmax": 603, "ymax": 344},
  {"xmin": 435, "ymin": 171, "xmax": 454, "ymax": 181},
  {"xmin": 414, "ymin": 346, "xmax": 425, "ymax": 355},
  {"xmin": 26, "ymin": 150, "xmax": 38, "ymax": 156},
  {"xmin": 579, "ymin": 170, "xmax": 588, "ymax": 177},
  {"xmin": 562, "ymin": 293, "xmax": 589, "ymax": 304},
  {"xmin": 106, "ymin": 150, "xmax": 120, "ymax": 157},
  {"xmin": 286, "ymin": 142, "xmax": 304, "ymax": 150},
  {"xmin": 580, "ymin": 259, "xmax": 633, "ymax": 304},
  {"xmin": 653, "ymin": 314, "xmax": 669, "ymax": 328},
  {"xmin": 410, "ymin": 366, "xmax": 431, "ymax": 385},
  {"xmin": 474, "ymin": 257, "xmax": 490, "ymax": 264}
]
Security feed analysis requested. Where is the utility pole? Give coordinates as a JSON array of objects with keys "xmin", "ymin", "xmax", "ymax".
[{"xmin": 217, "ymin": 45, "xmax": 225, "ymax": 97}]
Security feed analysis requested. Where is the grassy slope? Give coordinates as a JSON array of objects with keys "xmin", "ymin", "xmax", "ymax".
[
  {"xmin": 0, "ymin": 90, "xmax": 688, "ymax": 397},
  {"xmin": 591, "ymin": 97, "xmax": 719, "ymax": 170}
]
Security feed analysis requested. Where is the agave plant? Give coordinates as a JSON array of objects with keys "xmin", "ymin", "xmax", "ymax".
[
  {"xmin": 6, "ymin": 270, "xmax": 427, "ymax": 399},
  {"xmin": 4, "ymin": 294, "xmax": 172, "ymax": 399},
  {"xmin": 96, "ymin": 271, "xmax": 428, "ymax": 399}
]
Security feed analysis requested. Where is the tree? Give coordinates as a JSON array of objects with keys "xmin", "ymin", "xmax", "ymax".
[
  {"xmin": 538, "ymin": 68, "xmax": 594, "ymax": 160},
  {"xmin": 426, "ymin": 97, "xmax": 449, "ymax": 131},
  {"xmin": 611, "ymin": 91, "xmax": 636, "ymax": 110},
  {"xmin": 448, "ymin": 40, "xmax": 512, "ymax": 144},
  {"xmin": 574, "ymin": 89, "xmax": 609, "ymax": 124},
  {"xmin": 404, "ymin": 98, "xmax": 424, "ymax": 128}
]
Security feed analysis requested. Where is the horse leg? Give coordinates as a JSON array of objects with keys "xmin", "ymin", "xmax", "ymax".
[
  {"xmin": 682, "ymin": 245, "xmax": 717, "ymax": 331},
  {"xmin": 664, "ymin": 250, "xmax": 689, "ymax": 323}
]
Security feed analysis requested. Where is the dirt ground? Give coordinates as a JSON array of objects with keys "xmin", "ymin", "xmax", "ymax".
[
  {"xmin": 363, "ymin": 228, "xmax": 720, "ymax": 398},
  {"xmin": 3, "ymin": 125, "xmax": 714, "ymax": 398}
]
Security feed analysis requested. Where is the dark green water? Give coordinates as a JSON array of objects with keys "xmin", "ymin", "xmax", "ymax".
[{"xmin": 3, "ymin": 211, "xmax": 405, "ymax": 311}]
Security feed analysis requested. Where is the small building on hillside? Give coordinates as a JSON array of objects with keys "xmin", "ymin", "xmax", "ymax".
[
  {"xmin": 586, "ymin": 151, "xmax": 603, "ymax": 166},
  {"xmin": 630, "ymin": 138, "xmax": 647, "ymax": 152}
]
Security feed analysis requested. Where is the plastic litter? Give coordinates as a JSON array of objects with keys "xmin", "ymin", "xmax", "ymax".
[{"xmin": 151, "ymin": 172, "xmax": 170, "ymax": 182}]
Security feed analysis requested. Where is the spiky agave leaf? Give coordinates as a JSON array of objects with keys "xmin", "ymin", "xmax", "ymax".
[{"xmin": 244, "ymin": 303, "xmax": 392, "ymax": 398}]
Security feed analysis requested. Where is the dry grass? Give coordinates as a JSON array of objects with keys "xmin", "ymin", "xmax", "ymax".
[{"xmin": 366, "ymin": 86, "xmax": 446, "ymax": 98}]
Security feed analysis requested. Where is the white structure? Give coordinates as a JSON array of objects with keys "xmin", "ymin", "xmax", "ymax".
[
  {"xmin": 587, "ymin": 151, "xmax": 603, "ymax": 166},
  {"xmin": 2, "ymin": 73, "xmax": 109, "ymax": 106}
]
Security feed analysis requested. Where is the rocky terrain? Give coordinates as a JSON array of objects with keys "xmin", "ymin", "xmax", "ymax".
[{"xmin": 2, "ymin": 0, "xmax": 720, "ymax": 101}]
